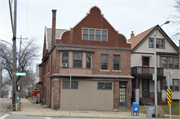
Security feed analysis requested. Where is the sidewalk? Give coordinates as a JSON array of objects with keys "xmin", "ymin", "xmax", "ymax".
[{"xmin": 8, "ymin": 98, "xmax": 155, "ymax": 118}]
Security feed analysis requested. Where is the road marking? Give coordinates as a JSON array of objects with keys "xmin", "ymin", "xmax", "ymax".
[
  {"xmin": 0, "ymin": 114, "xmax": 10, "ymax": 119},
  {"xmin": 43, "ymin": 117, "xmax": 51, "ymax": 119}
]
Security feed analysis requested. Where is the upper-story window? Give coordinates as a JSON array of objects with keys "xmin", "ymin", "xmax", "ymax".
[
  {"xmin": 174, "ymin": 80, "xmax": 179, "ymax": 91},
  {"xmin": 149, "ymin": 38, "xmax": 165, "ymax": 49},
  {"xmin": 86, "ymin": 53, "xmax": 91, "ymax": 68},
  {"xmin": 82, "ymin": 28, "xmax": 108, "ymax": 41},
  {"xmin": 73, "ymin": 52, "xmax": 82, "ymax": 68},
  {"xmin": 101, "ymin": 54, "xmax": 108, "ymax": 70},
  {"xmin": 113, "ymin": 55, "xmax": 120, "ymax": 70},
  {"xmin": 161, "ymin": 57, "xmax": 179, "ymax": 69},
  {"xmin": 62, "ymin": 52, "xmax": 68, "ymax": 67}
]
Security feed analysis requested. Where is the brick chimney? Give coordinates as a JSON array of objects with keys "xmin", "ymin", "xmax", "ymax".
[
  {"xmin": 131, "ymin": 31, "xmax": 134, "ymax": 38},
  {"xmin": 51, "ymin": 9, "xmax": 57, "ymax": 48}
]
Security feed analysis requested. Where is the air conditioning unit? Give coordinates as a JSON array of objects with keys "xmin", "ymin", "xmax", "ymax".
[{"xmin": 62, "ymin": 63, "xmax": 68, "ymax": 68}]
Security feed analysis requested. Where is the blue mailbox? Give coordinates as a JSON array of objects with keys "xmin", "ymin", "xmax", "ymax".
[{"xmin": 131, "ymin": 102, "xmax": 139, "ymax": 116}]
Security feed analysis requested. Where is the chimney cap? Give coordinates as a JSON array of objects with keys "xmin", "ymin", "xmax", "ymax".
[{"xmin": 52, "ymin": 9, "xmax": 57, "ymax": 12}]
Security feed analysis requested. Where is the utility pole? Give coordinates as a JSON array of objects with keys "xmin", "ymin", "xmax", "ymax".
[{"xmin": 12, "ymin": 0, "xmax": 17, "ymax": 111}]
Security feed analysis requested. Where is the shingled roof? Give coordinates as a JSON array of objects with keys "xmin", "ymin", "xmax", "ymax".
[
  {"xmin": 46, "ymin": 28, "xmax": 67, "ymax": 51},
  {"xmin": 128, "ymin": 25, "xmax": 156, "ymax": 49}
]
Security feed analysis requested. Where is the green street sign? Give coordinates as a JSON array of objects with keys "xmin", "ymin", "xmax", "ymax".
[{"xmin": 16, "ymin": 72, "xmax": 26, "ymax": 76}]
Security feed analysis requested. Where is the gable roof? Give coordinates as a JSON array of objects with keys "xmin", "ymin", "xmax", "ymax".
[
  {"xmin": 128, "ymin": 25, "xmax": 156, "ymax": 49},
  {"xmin": 128, "ymin": 25, "xmax": 179, "ymax": 53}
]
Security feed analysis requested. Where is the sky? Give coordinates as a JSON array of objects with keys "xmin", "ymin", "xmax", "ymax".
[{"xmin": 0, "ymin": 0, "xmax": 179, "ymax": 72}]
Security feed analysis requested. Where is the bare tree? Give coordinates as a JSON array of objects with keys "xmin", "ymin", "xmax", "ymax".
[
  {"xmin": 169, "ymin": 0, "xmax": 180, "ymax": 43},
  {"xmin": 19, "ymin": 69, "xmax": 36, "ymax": 98},
  {"xmin": 0, "ymin": 75, "xmax": 11, "ymax": 98},
  {"xmin": 0, "ymin": 38, "xmax": 40, "ymax": 91}
]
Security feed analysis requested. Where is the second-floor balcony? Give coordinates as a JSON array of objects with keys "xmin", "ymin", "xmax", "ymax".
[{"xmin": 131, "ymin": 66, "xmax": 164, "ymax": 76}]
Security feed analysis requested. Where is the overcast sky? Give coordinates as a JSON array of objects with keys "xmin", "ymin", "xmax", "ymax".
[{"xmin": 0, "ymin": 0, "xmax": 179, "ymax": 71}]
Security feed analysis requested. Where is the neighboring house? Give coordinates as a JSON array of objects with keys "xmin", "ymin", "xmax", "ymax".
[
  {"xmin": 128, "ymin": 25, "xmax": 180, "ymax": 105},
  {"xmin": 39, "ymin": 6, "xmax": 133, "ymax": 111}
]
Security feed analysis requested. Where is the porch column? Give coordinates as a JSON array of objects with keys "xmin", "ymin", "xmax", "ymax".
[
  {"xmin": 161, "ymin": 78, "xmax": 166, "ymax": 102},
  {"xmin": 135, "ymin": 78, "xmax": 139, "ymax": 103}
]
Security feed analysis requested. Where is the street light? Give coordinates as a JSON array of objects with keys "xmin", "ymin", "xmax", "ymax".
[{"xmin": 154, "ymin": 21, "xmax": 170, "ymax": 117}]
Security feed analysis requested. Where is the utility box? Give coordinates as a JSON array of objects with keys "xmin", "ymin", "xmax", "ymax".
[
  {"xmin": 145, "ymin": 103, "xmax": 155, "ymax": 117},
  {"xmin": 131, "ymin": 102, "xmax": 139, "ymax": 116}
]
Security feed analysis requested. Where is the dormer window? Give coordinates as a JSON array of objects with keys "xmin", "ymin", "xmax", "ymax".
[
  {"xmin": 149, "ymin": 38, "xmax": 165, "ymax": 49},
  {"xmin": 82, "ymin": 28, "xmax": 108, "ymax": 41}
]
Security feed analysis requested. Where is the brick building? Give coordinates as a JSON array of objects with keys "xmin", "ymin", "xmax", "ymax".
[{"xmin": 39, "ymin": 6, "xmax": 133, "ymax": 111}]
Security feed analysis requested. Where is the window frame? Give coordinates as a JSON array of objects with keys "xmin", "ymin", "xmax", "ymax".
[
  {"xmin": 113, "ymin": 55, "xmax": 120, "ymax": 70},
  {"xmin": 82, "ymin": 28, "xmax": 108, "ymax": 42},
  {"xmin": 149, "ymin": 38, "xmax": 165, "ymax": 49},
  {"xmin": 173, "ymin": 79, "xmax": 179, "ymax": 91},
  {"xmin": 73, "ymin": 52, "xmax": 82, "ymax": 68},
  {"xmin": 86, "ymin": 53, "xmax": 91, "ymax": 69},
  {"xmin": 97, "ymin": 82, "xmax": 112, "ymax": 90},
  {"xmin": 62, "ymin": 81, "xmax": 78, "ymax": 89},
  {"xmin": 101, "ymin": 54, "xmax": 108, "ymax": 70},
  {"xmin": 161, "ymin": 57, "xmax": 179, "ymax": 69},
  {"xmin": 62, "ymin": 52, "xmax": 69, "ymax": 67}
]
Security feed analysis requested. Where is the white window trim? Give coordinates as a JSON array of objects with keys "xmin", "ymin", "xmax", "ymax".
[{"xmin": 82, "ymin": 28, "xmax": 108, "ymax": 42}]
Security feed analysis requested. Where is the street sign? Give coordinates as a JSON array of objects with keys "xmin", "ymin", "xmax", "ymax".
[
  {"xmin": 16, "ymin": 72, "xmax": 26, "ymax": 76},
  {"xmin": 167, "ymin": 89, "xmax": 171, "ymax": 106}
]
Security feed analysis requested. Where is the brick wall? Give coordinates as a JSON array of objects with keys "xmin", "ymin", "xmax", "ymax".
[
  {"xmin": 92, "ymin": 49, "xmax": 131, "ymax": 75},
  {"xmin": 56, "ymin": 7, "xmax": 131, "ymax": 48},
  {"xmin": 127, "ymin": 80, "xmax": 132, "ymax": 109},
  {"xmin": 53, "ymin": 79, "xmax": 61, "ymax": 109},
  {"xmin": 113, "ymin": 81, "xmax": 119, "ymax": 109}
]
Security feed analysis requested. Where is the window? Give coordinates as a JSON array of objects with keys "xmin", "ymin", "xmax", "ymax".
[
  {"xmin": 89, "ymin": 29, "xmax": 94, "ymax": 41},
  {"xmin": 161, "ymin": 57, "xmax": 179, "ymax": 69},
  {"xmin": 96, "ymin": 30, "xmax": 100, "ymax": 41},
  {"xmin": 156, "ymin": 39, "xmax": 159, "ymax": 48},
  {"xmin": 86, "ymin": 53, "xmax": 91, "ymax": 68},
  {"xmin": 83, "ymin": 29, "xmax": 88, "ymax": 40},
  {"xmin": 73, "ymin": 52, "xmax": 82, "ymax": 68},
  {"xmin": 101, "ymin": 54, "xmax": 108, "ymax": 70},
  {"xmin": 174, "ymin": 58, "xmax": 179, "ymax": 69},
  {"xmin": 168, "ymin": 58, "xmax": 173, "ymax": 69},
  {"xmin": 102, "ymin": 30, "xmax": 107, "ymax": 41},
  {"xmin": 162, "ymin": 57, "xmax": 167, "ymax": 68},
  {"xmin": 150, "ymin": 39, "xmax": 154, "ymax": 48},
  {"xmin": 98, "ymin": 82, "xmax": 112, "ymax": 90},
  {"xmin": 82, "ymin": 28, "xmax": 108, "ymax": 41},
  {"xmin": 174, "ymin": 80, "xmax": 179, "ymax": 91},
  {"xmin": 62, "ymin": 81, "xmax": 78, "ymax": 89},
  {"xmin": 160, "ymin": 40, "xmax": 165, "ymax": 48},
  {"xmin": 149, "ymin": 38, "xmax": 165, "ymax": 49},
  {"xmin": 113, "ymin": 55, "xmax": 120, "ymax": 70},
  {"xmin": 62, "ymin": 52, "xmax": 68, "ymax": 66}
]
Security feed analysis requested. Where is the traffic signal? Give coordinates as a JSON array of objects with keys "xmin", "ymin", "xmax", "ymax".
[{"xmin": 152, "ymin": 73, "xmax": 155, "ymax": 81}]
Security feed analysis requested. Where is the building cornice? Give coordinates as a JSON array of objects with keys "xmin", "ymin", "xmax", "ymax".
[{"xmin": 55, "ymin": 44, "xmax": 132, "ymax": 51}]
